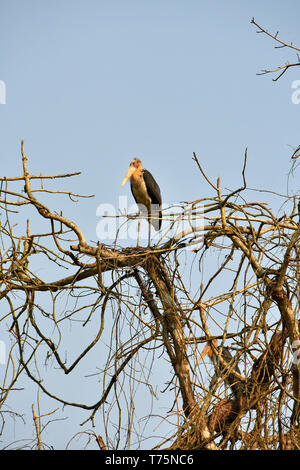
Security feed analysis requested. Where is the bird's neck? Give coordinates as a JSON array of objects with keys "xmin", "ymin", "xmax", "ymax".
[{"xmin": 131, "ymin": 168, "xmax": 142, "ymax": 181}]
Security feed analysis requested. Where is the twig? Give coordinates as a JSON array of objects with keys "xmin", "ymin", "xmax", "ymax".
[
  {"xmin": 31, "ymin": 404, "xmax": 42, "ymax": 450},
  {"xmin": 251, "ymin": 18, "xmax": 300, "ymax": 81},
  {"xmin": 251, "ymin": 18, "xmax": 300, "ymax": 52}
]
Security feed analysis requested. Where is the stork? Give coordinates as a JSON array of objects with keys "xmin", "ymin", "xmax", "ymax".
[
  {"xmin": 198, "ymin": 340, "xmax": 244, "ymax": 400},
  {"xmin": 121, "ymin": 158, "xmax": 162, "ymax": 245}
]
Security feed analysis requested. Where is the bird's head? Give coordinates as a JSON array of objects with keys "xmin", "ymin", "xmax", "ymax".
[
  {"xmin": 121, "ymin": 158, "xmax": 142, "ymax": 186},
  {"xmin": 197, "ymin": 339, "xmax": 218, "ymax": 364}
]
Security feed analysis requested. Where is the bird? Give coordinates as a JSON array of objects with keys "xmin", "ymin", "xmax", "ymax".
[
  {"xmin": 121, "ymin": 158, "xmax": 162, "ymax": 244},
  {"xmin": 197, "ymin": 340, "xmax": 244, "ymax": 400}
]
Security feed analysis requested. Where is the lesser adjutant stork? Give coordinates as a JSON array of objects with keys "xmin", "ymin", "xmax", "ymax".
[
  {"xmin": 121, "ymin": 158, "xmax": 162, "ymax": 245},
  {"xmin": 198, "ymin": 340, "xmax": 244, "ymax": 400}
]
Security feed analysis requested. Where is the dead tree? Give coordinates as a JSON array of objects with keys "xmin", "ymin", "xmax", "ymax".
[
  {"xmin": 0, "ymin": 138, "xmax": 299, "ymax": 450},
  {"xmin": 1, "ymin": 21, "xmax": 300, "ymax": 450}
]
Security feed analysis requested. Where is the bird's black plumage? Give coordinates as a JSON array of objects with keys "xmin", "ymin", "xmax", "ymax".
[
  {"xmin": 217, "ymin": 347, "xmax": 244, "ymax": 399},
  {"xmin": 142, "ymin": 169, "xmax": 162, "ymax": 207}
]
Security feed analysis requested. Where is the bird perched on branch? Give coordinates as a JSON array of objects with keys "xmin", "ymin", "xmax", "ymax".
[
  {"xmin": 198, "ymin": 340, "xmax": 244, "ymax": 400},
  {"xmin": 121, "ymin": 158, "xmax": 162, "ymax": 244}
]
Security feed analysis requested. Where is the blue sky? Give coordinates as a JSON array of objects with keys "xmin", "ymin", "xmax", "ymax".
[
  {"xmin": 0, "ymin": 0, "xmax": 300, "ymax": 450},
  {"xmin": 1, "ymin": 0, "xmax": 300, "ymax": 218}
]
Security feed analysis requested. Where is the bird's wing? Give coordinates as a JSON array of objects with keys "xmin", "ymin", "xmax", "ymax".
[
  {"xmin": 143, "ymin": 169, "xmax": 162, "ymax": 230},
  {"xmin": 142, "ymin": 169, "xmax": 162, "ymax": 206}
]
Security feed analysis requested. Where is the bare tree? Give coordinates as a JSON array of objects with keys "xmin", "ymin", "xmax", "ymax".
[{"xmin": 1, "ymin": 22, "xmax": 300, "ymax": 451}]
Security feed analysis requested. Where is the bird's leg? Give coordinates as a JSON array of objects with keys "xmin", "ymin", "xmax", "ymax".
[
  {"xmin": 148, "ymin": 218, "xmax": 151, "ymax": 247},
  {"xmin": 147, "ymin": 202, "xmax": 152, "ymax": 247},
  {"xmin": 137, "ymin": 210, "xmax": 141, "ymax": 247}
]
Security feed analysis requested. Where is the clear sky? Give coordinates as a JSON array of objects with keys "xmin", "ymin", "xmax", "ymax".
[{"xmin": 0, "ymin": 0, "xmax": 300, "ymax": 450}]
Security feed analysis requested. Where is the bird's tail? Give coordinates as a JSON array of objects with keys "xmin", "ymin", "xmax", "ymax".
[{"xmin": 151, "ymin": 206, "xmax": 162, "ymax": 231}]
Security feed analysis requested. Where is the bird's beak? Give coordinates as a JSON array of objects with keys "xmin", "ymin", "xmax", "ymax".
[
  {"xmin": 121, "ymin": 166, "xmax": 135, "ymax": 186},
  {"xmin": 196, "ymin": 343, "xmax": 212, "ymax": 365},
  {"xmin": 197, "ymin": 339, "xmax": 218, "ymax": 365}
]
